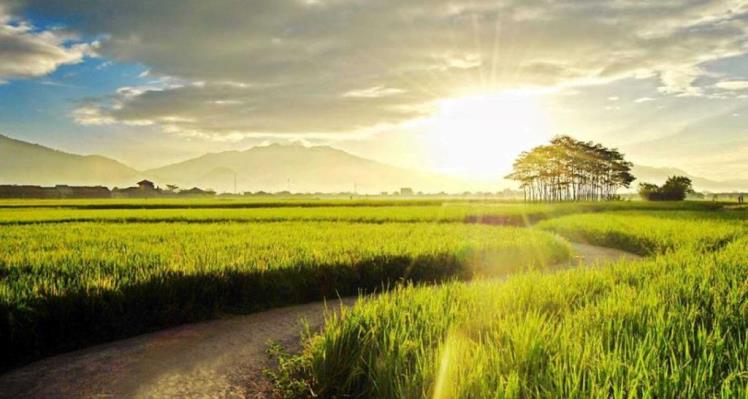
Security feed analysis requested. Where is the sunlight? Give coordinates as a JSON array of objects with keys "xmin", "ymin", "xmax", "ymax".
[{"xmin": 424, "ymin": 90, "xmax": 551, "ymax": 179}]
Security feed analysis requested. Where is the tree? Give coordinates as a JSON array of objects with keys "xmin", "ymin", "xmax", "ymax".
[
  {"xmin": 661, "ymin": 176, "xmax": 694, "ymax": 200},
  {"xmin": 638, "ymin": 176, "xmax": 693, "ymax": 201},
  {"xmin": 638, "ymin": 183, "xmax": 661, "ymax": 200},
  {"xmin": 165, "ymin": 184, "xmax": 180, "ymax": 193},
  {"xmin": 506, "ymin": 135, "xmax": 635, "ymax": 202}
]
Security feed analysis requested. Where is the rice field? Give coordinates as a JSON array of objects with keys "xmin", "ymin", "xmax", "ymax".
[
  {"xmin": 1, "ymin": 216, "xmax": 568, "ymax": 368},
  {"xmin": 0, "ymin": 199, "xmax": 720, "ymax": 225},
  {"xmin": 273, "ymin": 206, "xmax": 748, "ymax": 398},
  {"xmin": 2, "ymin": 198, "xmax": 745, "ymax": 398},
  {"xmin": 537, "ymin": 211, "xmax": 745, "ymax": 255}
]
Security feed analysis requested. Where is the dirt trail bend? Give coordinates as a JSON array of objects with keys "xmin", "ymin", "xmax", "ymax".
[{"xmin": 0, "ymin": 243, "xmax": 640, "ymax": 399}]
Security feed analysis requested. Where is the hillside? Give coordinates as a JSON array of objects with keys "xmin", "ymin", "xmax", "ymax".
[
  {"xmin": 145, "ymin": 143, "xmax": 465, "ymax": 193},
  {"xmin": 0, "ymin": 134, "xmax": 139, "ymax": 186},
  {"xmin": 4, "ymin": 133, "xmax": 744, "ymax": 194}
]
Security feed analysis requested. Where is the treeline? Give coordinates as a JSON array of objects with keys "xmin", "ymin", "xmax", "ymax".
[
  {"xmin": 506, "ymin": 136, "xmax": 635, "ymax": 202},
  {"xmin": 639, "ymin": 176, "xmax": 693, "ymax": 201},
  {"xmin": 0, "ymin": 184, "xmax": 216, "ymax": 199},
  {"xmin": 0, "ymin": 185, "xmax": 110, "ymax": 199}
]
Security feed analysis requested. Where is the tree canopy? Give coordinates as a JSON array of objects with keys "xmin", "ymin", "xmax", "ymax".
[
  {"xmin": 638, "ymin": 176, "xmax": 694, "ymax": 201},
  {"xmin": 506, "ymin": 135, "xmax": 635, "ymax": 202}
]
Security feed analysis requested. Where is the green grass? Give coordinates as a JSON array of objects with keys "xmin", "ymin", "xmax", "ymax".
[
  {"xmin": 0, "ymin": 197, "xmax": 725, "ymax": 210},
  {"xmin": 275, "ymin": 210, "xmax": 748, "ymax": 398},
  {"xmin": 2, "ymin": 197, "xmax": 743, "ymax": 395},
  {"xmin": 0, "ymin": 200, "xmax": 724, "ymax": 225},
  {"xmin": 537, "ymin": 211, "xmax": 745, "ymax": 255},
  {"xmin": 0, "ymin": 221, "xmax": 569, "ymax": 368},
  {"xmin": 0, "ymin": 198, "xmax": 444, "ymax": 209}
]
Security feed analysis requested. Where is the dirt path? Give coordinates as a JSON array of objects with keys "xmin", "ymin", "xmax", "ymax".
[{"xmin": 0, "ymin": 243, "xmax": 640, "ymax": 399}]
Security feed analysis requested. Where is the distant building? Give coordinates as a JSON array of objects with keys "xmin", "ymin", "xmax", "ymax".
[
  {"xmin": 400, "ymin": 187, "xmax": 414, "ymax": 196},
  {"xmin": 137, "ymin": 180, "xmax": 156, "ymax": 190},
  {"xmin": 113, "ymin": 180, "xmax": 160, "ymax": 198}
]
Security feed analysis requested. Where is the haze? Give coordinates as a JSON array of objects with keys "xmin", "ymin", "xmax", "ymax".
[{"xmin": 1, "ymin": 0, "xmax": 748, "ymax": 183}]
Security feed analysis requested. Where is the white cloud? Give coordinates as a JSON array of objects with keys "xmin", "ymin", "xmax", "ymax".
[
  {"xmin": 634, "ymin": 97, "xmax": 656, "ymax": 103},
  {"xmin": 658, "ymin": 66, "xmax": 706, "ymax": 96},
  {"xmin": 715, "ymin": 80, "xmax": 748, "ymax": 90},
  {"xmin": 342, "ymin": 86, "xmax": 406, "ymax": 98},
  {"xmin": 0, "ymin": 7, "xmax": 94, "ymax": 83},
  {"xmin": 72, "ymin": 105, "xmax": 115, "ymax": 125}
]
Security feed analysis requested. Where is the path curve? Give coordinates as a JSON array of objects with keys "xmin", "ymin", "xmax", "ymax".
[{"xmin": 0, "ymin": 243, "xmax": 640, "ymax": 399}]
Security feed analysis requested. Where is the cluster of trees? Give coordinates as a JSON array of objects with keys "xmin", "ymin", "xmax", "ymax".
[
  {"xmin": 506, "ymin": 136, "xmax": 636, "ymax": 202},
  {"xmin": 638, "ymin": 176, "xmax": 694, "ymax": 201}
]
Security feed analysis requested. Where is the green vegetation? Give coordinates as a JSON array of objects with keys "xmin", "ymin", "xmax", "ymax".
[
  {"xmin": 505, "ymin": 136, "xmax": 635, "ymax": 201},
  {"xmin": 0, "ymin": 198, "xmax": 444, "ymax": 209},
  {"xmin": 3, "ymin": 197, "xmax": 746, "ymax": 398},
  {"xmin": 275, "ymin": 207, "xmax": 748, "ymax": 398},
  {"xmin": 0, "ymin": 199, "xmax": 721, "ymax": 225},
  {"xmin": 537, "ymin": 211, "xmax": 743, "ymax": 255},
  {"xmin": 0, "ymin": 220, "xmax": 568, "ymax": 368},
  {"xmin": 639, "ymin": 176, "xmax": 695, "ymax": 201}
]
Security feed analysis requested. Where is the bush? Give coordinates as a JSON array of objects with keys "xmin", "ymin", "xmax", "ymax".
[{"xmin": 639, "ymin": 176, "xmax": 694, "ymax": 201}]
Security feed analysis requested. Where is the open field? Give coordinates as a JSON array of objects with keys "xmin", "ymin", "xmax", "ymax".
[
  {"xmin": 1, "ymin": 215, "xmax": 569, "ymax": 368},
  {"xmin": 7, "ymin": 2, "xmax": 748, "ymax": 397},
  {"xmin": 0, "ymin": 198, "xmax": 725, "ymax": 210},
  {"xmin": 270, "ymin": 206, "xmax": 748, "ymax": 398},
  {"xmin": 537, "ymin": 211, "xmax": 745, "ymax": 255},
  {"xmin": 1, "ymin": 199, "xmax": 746, "ymax": 398},
  {"xmin": 0, "ymin": 199, "xmax": 722, "ymax": 225},
  {"xmin": 0, "ymin": 244, "xmax": 639, "ymax": 398}
]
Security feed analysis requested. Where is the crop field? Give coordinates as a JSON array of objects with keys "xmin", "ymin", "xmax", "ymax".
[
  {"xmin": 1, "ymin": 198, "xmax": 746, "ymax": 399},
  {"xmin": 1, "ymin": 202, "xmax": 574, "ymax": 368},
  {"xmin": 270, "ymin": 206, "xmax": 748, "ymax": 398},
  {"xmin": 537, "ymin": 211, "xmax": 745, "ymax": 255},
  {"xmin": 0, "ymin": 199, "xmax": 719, "ymax": 225}
]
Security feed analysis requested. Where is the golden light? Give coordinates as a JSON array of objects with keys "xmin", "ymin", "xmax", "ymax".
[{"xmin": 423, "ymin": 90, "xmax": 551, "ymax": 179}]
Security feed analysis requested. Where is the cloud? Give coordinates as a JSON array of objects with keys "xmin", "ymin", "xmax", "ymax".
[
  {"xmin": 715, "ymin": 80, "xmax": 748, "ymax": 90},
  {"xmin": 342, "ymin": 86, "xmax": 406, "ymax": 99},
  {"xmin": 74, "ymin": 81, "xmax": 435, "ymax": 137},
  {"xmin": 12, "ymin": 0, "xmax": 748, "ymax": 137},
  {"xmin": 0, "ymin": 7, "xmax": 94, "ymax": 83}
]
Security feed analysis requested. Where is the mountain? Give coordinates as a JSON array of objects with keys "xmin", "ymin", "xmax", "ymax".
[
  {"xmin": 632, "ymin": 165, "xmax": 748, "ymax": 192},
  {"xmin": 145, "ymin": 143, "xmax": 467, "ymax": 193},
  {"xmin": 6, "ymin": 132, "xmax": 741, "ymax": 194},
  {"xmin": 0, "ymin": 134, "xmax": 139, "ymax": 186}
]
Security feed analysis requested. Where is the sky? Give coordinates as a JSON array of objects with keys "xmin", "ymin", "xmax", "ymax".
[{"xmin": 1, "ymin": 0, "xmax": 748, "ymax": 181}]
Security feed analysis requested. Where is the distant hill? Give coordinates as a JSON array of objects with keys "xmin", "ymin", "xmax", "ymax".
[
  {"xmin": 632, "ymin": 165, "xmax": 748, "ymax": 192},
  {"xmin": 4, "ymin": 133, "xmax": 742, "ymax": 194},
  {"xmin": 145, "ymin": 143, "xmax": 467, "ymax": 193},
  {"xmin": 0, "ymin": 134, "xmax": 139, "ymax": 186}
]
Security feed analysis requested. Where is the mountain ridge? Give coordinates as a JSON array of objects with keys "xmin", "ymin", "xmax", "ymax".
[
  {"xmin": 0, "ymin": 134, "xmax": 139, "ymax": 186},
  {"xmin": 143, "ymin": 142, "xmax": 466, "ymax": 193},
  {"xmin": 1, "ymin": 133, "xmax": 746, "ymax": 193}
]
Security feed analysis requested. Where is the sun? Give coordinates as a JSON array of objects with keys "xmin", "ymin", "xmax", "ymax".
[{"xmin": 423, "ymin": 90, "xmax": 551, "ymax": 179}]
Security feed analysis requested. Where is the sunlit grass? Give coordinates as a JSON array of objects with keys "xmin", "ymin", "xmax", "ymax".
[
  {"xmin": 537, "ymin": 211, "xmax": 745, "ymax": 255},
  {"xmin": 0, "ymin": 221, "xmax": 568, "ymax": 368},
  {"xmin": 275, "ymin": 211, "xmax": 748, "ymax": 398},
  {"xmin": 0, "ymin": 200, "xmax": 722, "ymax": 225}
]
